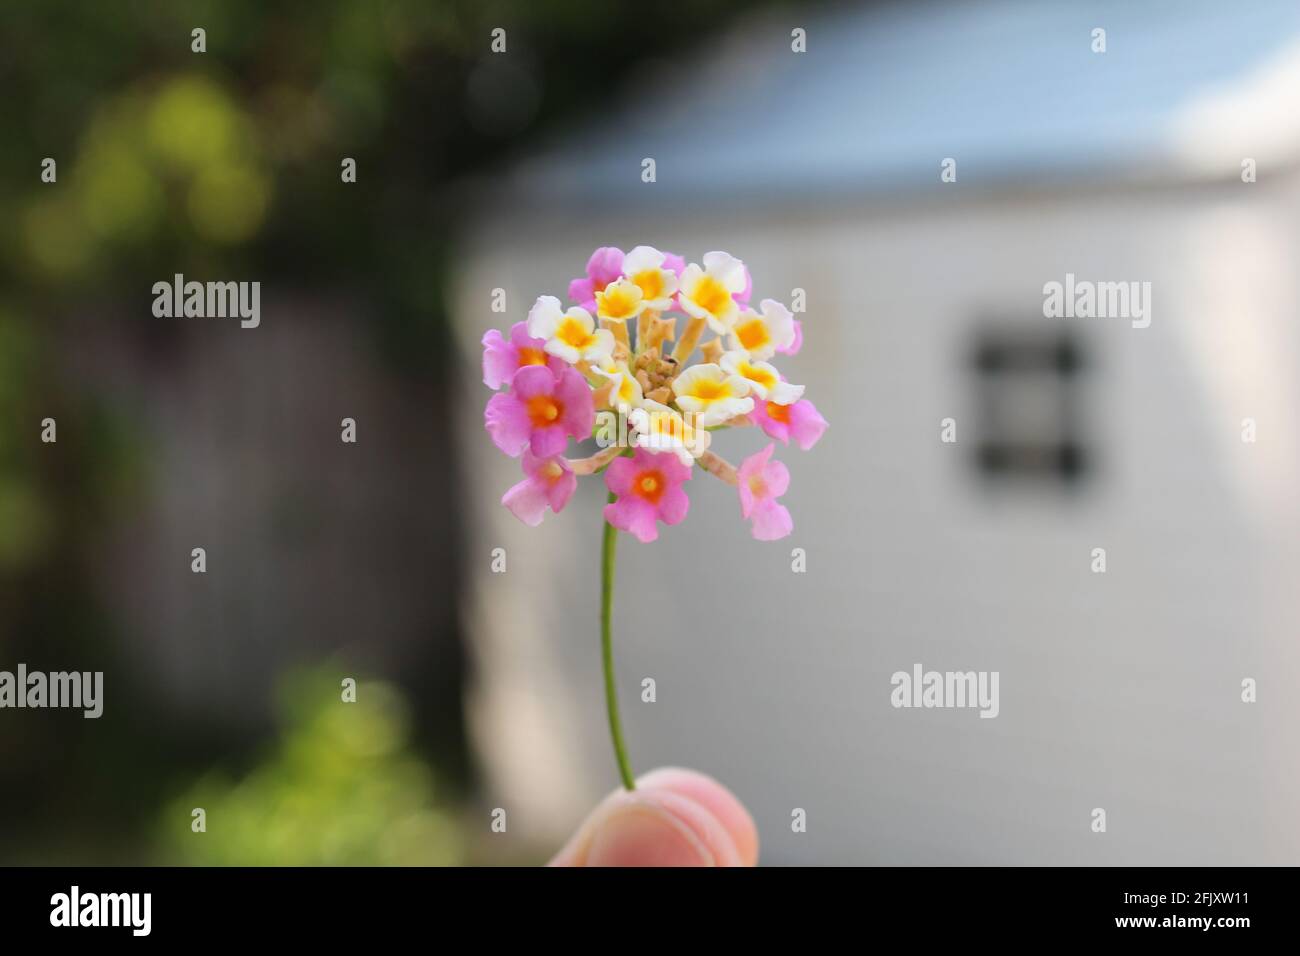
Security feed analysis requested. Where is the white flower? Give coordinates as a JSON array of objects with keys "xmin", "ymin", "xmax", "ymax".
[
  {"xmin": 621, "ymin": 245, "xmax": 679, "ymax": 311},
  {"xmin": 719, "ymin": 350, "xmax": 804, "ymax": 404},
  {"xmin": 678, "ymin": 251, "xmax": 746, "ymax": 334},
  {"xmin": 728, "ymin": 298, "xmax": 796, "ymax": 361},
  {"xmin": 628, "ymin": 400, "xmax": 711, "ymax": 467},
  {"xmin": 527, "ymin": 295, "xmax": 614, "ymax": 364},
  {"xmin": 594, "ymin": 278, "xmax": 646, "ymax": 323},
  {"xmin": 671, "ymin": 362, "xmax": 754, "ymax": 426},
  {"xmin": 592, "ymin": 358, "xmax": 644, "ymax": 410}
]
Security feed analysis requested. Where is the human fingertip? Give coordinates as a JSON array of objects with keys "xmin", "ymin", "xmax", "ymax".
[{"xmin": 636, "ymin": 767, "xmax": 759, "ymax": 866}]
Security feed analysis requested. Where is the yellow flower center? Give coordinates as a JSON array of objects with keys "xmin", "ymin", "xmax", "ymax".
[
  {"xmin": 517, "ymin": 346, "xmax": 547, "ymax": 367},
  {"xmin": 652, "ymin": 413, "xmax": 685, "ymax": 440},
  {"xmin": 739, "ymin": 362, "xmax": 776, "ymax": 390},
  {"xmin": 690, "ymin": 275, "xmax": 731, "ymax": 316},
  {"xmin": 541, "ymin": 461, "xmax": 564, "ymax": 481},
  {"xmin": 557, "ymin": 316, "xmax": 596, "ymax": 350},
  {"xmin": 688, "ymin": 378, "xmax": 730, "ymax": 402},
  {"xmin": 632, "ymin": 269, "xmax": 664, "ymax": 301},
  {"xmin": 598, "ymin": 285, "xmax": 639, "ymax": 320},
  {"xmin": 748, "ymin": 474, "xmax": 768, "ymax": 497}
]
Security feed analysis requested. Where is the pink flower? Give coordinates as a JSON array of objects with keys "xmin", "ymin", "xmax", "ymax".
[
  {"xmin": 482, "ymin": 322, "xmax": 564, "ymax": 390},
  {"xmin": 737, "ymin": 443, "xmax": 792, "ymax": 541},
  {"xmin": 660, "ymin": 251, "xmax": 687, "ymax": 309},
  {"xmin": 568, "ymin": 247, "xmax": 625, "ymax": 311},
  {"xmin": 734, "ymin": 264, "xmax": 752, "ymax": 305},
  {"xmin": 502, "ymin": 451, "xmax": 577, "ymax": 526},
  {"xmin": 660, "ymin": 251, "xmax": 686, "ymax": 276},
  {"xmin": 776, "ymin": 319, "xmax": 803, "ymax": 356},
  {"xmin": 484, "ymin": 365, "xmax": 594, "ymax": 458},
  {"xmin": 749, "ymin": 397, "xmax": 827, "ymax": 450},
  {"xmin": 603, "ymin": 448, "xmax": 691, "ymax": 543}
]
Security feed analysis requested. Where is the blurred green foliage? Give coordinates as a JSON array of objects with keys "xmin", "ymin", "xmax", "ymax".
[
  {"xmin": 159, "ymin": 667, "xmax": 464, "ymax": 866},
  {"xmin": 0, "ymin": 313, "xmax": 50, "ymax": 569}
]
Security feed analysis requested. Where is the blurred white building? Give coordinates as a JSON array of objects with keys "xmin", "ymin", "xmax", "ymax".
[{"xmin": 454, "ymin": 0, "xmax": 1300, "ymax": 863}]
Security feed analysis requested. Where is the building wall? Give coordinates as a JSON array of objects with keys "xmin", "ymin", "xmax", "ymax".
[{"xmin": 455, "ymin": 174, "xmax": 1300, "ymax": 863}]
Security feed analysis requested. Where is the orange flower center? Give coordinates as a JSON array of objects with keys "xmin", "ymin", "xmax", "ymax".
[
  {"xmin": 517, "ymin": 347, "xmax": 547, "ymax": 367},
  {"xmin": 634, "ymin": 470, "xmax": 665, "ymax": 503},
  {"xmin": 735, "ymin": 319, "xmax": 769, "ymax": 352},
  {"xmin": 527, "ymin": 395, "xmax": 563, "ymax": 428},
  {"xmin": 766, "ymin": 401, "xmax": 791, "ymax": 424}
]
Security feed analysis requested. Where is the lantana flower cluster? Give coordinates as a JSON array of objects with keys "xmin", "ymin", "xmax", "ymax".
[{"xmin": 482, "ymin": 247, "xmax": 827, "ymax": 542}]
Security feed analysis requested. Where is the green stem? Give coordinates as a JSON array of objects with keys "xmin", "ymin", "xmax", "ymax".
[{"xmin": 601, "ymin": 493, "xmax": 636, "ymax": 791}]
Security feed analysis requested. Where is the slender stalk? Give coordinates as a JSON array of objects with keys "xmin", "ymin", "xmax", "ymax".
[
  {"xmin": 601, "ymin": 494, "xmax": 636, "ymax": 790},
  {"xmin": 671, "ymin": 317, "xmax": 706, "ymax": 364}
]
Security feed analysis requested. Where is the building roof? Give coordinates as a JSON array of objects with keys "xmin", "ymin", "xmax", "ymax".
[{"xmin": 504, "ymin": 0, "xmax": 1300, "ymax": 208}]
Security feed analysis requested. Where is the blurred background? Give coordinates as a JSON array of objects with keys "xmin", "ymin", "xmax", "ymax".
[
  {"xmin": 0, "ymin": 0, "xmax": 765, "ymax": 865},
  {"xmin": 4, "ymin": 0, "xmax": 1300, "ymax": 865}
]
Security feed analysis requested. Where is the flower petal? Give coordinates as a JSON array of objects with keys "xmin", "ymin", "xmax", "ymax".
[
  {"xmin": 749, "ymin": 500, "xmax": 793, "ymax": 540},
  {"xmin": 485, "ymin": 392, "xmax": 531, "ymax": 457},
  {"xmin": 502, "ymin": 476, "xmax": 549, "ymax": 526}
]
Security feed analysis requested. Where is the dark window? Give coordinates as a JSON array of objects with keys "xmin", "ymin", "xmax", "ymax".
[{"xmin": 971, "ymin": 327, "xmax": 1088, "ymax": 485}]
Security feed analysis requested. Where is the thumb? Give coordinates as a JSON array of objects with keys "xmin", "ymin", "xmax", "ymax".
[{"xmin": 548, "ymin": 767, "xmax": 759, "ymax": 867}]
